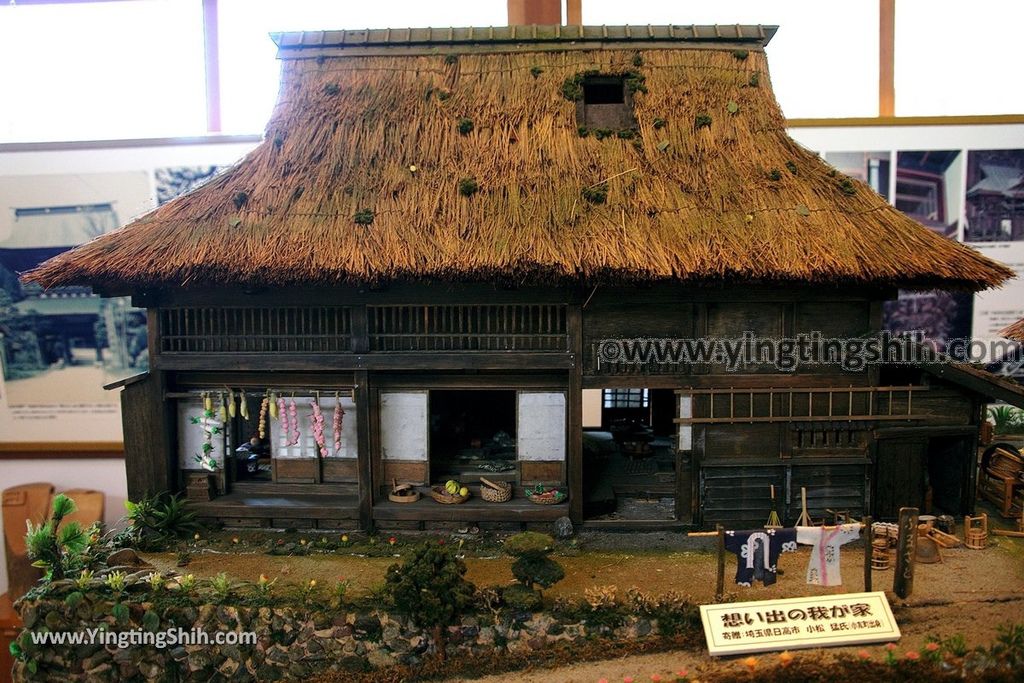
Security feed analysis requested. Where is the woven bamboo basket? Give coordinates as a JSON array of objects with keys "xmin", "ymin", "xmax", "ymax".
[
  {"xmin": 526, "ymin": 486, "xmax": 566, "ymax": 505},
  {"xmin": 388, "ymin": 480, "xmax": 420, "ymax": 504},
  {"xmin": 480, "ymin": 477, "xmax": 512, "ymax": 503},
  {"xmin": 431, "ymin": 486, "xmax": 470, "ymax": 505}
]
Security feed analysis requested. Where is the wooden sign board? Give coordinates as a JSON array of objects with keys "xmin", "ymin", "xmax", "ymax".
[{"xmin": 700, "ymin": 591, "xmax": 900, "ymax": 656}]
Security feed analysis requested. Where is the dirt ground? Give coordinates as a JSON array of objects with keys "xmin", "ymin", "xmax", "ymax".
[{"xmin": 141, "ymin": 516, "xmax": 1024, "ymax": 682}]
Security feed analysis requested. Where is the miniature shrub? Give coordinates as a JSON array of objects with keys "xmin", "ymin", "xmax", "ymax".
[
  {"xmin": 786, "ymin": 161, "xmax": 799, "ymax": 175},
  {"xmin": 838, "ymin": 178, "xmax": 857, "ymax": 196},
  {"xmin": 732, "ymin": 49, "xmax": 750, "ymax": 60},
  {"xmin": 458, "ymin": 177, "xmax": 479, "ymax": 197},
  {"xmin": 24, "ymin": 494, "xmax": 90, "ymax": 581},
  {"xmin": 385, "ymin": 541, "xmax": 475, "ymax": 656},
  {"xmin": 457, "ymin": 117, "xmax": 474, "ymax": 135},
  {"xmin": 694, "ymin": 114, "xmax": 712, "ymax": 130},
  {"xmin": 506, "ymin": 532, "xmax": 564, "ymax": 590},
  {"xmin": 323, "ymin": 83, "xmax": 340, "ymax": 96},
  {"xmin": 749, "ymin": 72, "xmax": 760, "ymax": 87},
  {"xmin": 502, "ymin": 583, "xmax": 543, "ymax": 611},
  {"xmin": 768, "ymin": 168, "xmax": 783, "ymax": 181},
  {"xmin": 354, "ymin": 208, "xmax": 375, "ymax": 225},
  {"xmin": 122, "ymin": 493, "xmax": 199, "ymax": 550},
  {"xmin": 653, "ymin": 117, "xmax": 667, "ymax": 129},
  {"xmin": 530, "ymin": 65, "xmax": 543, "ymax": 79}
]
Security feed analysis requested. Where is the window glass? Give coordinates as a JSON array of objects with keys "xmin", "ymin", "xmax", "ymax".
[{"xmin": 0, "ymin": 0, "xmax": 207, "ymax": 142}]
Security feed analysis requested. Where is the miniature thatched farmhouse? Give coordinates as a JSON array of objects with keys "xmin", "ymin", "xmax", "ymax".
[{"xmin": 26, "ymin": 24, "xmax": 1024, "ymax": 531}]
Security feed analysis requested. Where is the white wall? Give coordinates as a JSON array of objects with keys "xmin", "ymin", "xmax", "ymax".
[{"xmin": 0, "ymin": 458, "xmax": 127, "ymax": 596}]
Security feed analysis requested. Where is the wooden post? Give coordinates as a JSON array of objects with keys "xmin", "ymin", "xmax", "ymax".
[
  {"xmin": 355, "ymin": 370, "xmax": 373, "ymax": 532},
  {"xmin": 715, "ymin": 524, "xmax": 725, "ymax": 601},
  {"xmin": 893, "ymin": 507, "xmax": 918, "ymax": 599},
  {"xmin": 863, "ymin": 515, "xmax": 873, "ymax": 592},
  {"xmin": 567, "ymin": 304, "xmax": 584, "ymax": 525},
  {"xmin": 879, "ymin": 0, "xmax": 896, "ymax": 116}
]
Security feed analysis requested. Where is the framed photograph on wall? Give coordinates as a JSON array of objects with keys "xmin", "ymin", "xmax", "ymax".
[{"xmin": 0, "ymin": 171, "xmax": 153, "ymax": 446}]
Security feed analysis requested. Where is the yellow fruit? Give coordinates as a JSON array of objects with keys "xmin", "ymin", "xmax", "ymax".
[
  {"xmin": 459, "ymin": 487, "xmax": 469, "ymax": 497},
  {"xmin": 445, "ymin": 480, "xmax": 459, "ymax": 494}
]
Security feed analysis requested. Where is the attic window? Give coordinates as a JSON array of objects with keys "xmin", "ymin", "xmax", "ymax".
[
  {"xmin": 583, "ymin": 78, "xmax": 624, "ymax": 105},
  {"xmin": 579, "ymin": 76, "xmax": 636, "ymax": 130}
]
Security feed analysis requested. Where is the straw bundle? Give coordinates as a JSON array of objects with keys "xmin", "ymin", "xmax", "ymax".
[
  {"xmin": 1000, "ymin": 318, "xmax": 1024, "ymax": 342},
  {"xmin": 26, "ymin": 44, "xmax": 1013, "ymax": 292}
]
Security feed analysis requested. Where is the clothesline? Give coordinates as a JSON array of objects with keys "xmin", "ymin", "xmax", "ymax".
[{"xmin": 687, "ymin": 522, "xmax": 864, "ymax": 537}]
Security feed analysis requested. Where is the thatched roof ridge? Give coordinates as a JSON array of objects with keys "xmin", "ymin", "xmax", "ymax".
[{"xmin": 25, "ymin": 28, "xmax": 1013, "ymax": 292}]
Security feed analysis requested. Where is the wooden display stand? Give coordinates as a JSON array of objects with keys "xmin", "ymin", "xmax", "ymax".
[
  {"xmin": 2, "ymin": 483, "xmax": 54, "ymax": 601},
  {"xmin": 61, "ymin": 489, "xmax": 105, "ymax": 529},
  {"xmin": 0, "ymin": 593, "xmax": 22, "ymax": 683},
  {"xmin": 977, "ymin": 447, "xmax": 1024, "ymax": 518}
]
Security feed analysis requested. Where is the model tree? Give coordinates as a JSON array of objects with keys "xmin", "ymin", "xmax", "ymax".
[
  {"xmin": 503, "ymin": 531, "xmax": 564, "ymax": 611},
  {"xmin": 385, "ymin": 540, "xmax": 475, "ymax": 659}
]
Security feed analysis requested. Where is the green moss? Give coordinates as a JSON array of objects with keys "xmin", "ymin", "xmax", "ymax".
[
  {"xmin": 457, "ymin": 117, "xmax": 474, "ymax": 135},
  {"xmin": 503, "ymin": 584, "xmax": 543, "ymax": 611},
  {"xmin": 653, "ymin": 117, "xmax": 667, "ymax": 129},
  {"xmin": 694, "ymin": 114, "xmax": 712, "ymax": 130},
  {"xmin": 323, "ymin": 83, "xmax": 340, "ymax": 96},
  {"xmin": 458, "ymin": 177, "xmax": 479, "ymax": 197},
  {"xmin": 232, "ymin": 191, "xmax": 248, "ymax": 210},
  {"xmin": 624, "ymin": 70, "xmax": 647, "ymax": 95},
  {"xmin": 785, "ymin": 161, "xmax": 799, "ymax": 175},
  {"xmin": 632, "ymin": 53, "xmax": 644, "ymax": 67},
  {"xmin": 749, "ymin": 72, "xmax": 760, "ymax": 87},
  {"xmin": 768, "ymin": 169, "xmax": 782, "ymax": 181},
  {"xmin": 732, "ymin": 49, "xmax": 750, "ymax": 60},
  {"xmin": 581, "ymin": 184, "xmax": 608, "ymax": 205},
  {"xmin": 354, "ymin": 209, "xmax": 374, "ymax": 225},
  {"xmin": 436, "ymin": 90, "xmax": 452, "ymax": 101},
  {"xmin": 838, "ymin": 178, "xmax": 857, "ymax": 196},
  {"xmin": 577, "ymin": 126, "xmax": 589, "ymax": 138},
  {"xmin": 616, "ymin": 128, "xmax": 637, "ymax": 139},
  {"xmin": 443, "ymin": 54, "xmax": 459, "ymax": 65},
  {"xmin": 530, "ymin": 65, "xmax": 543, "ymax": 79},
  {"xmin": 593, "ymin": 128, "xmax": 614, "ymax": 140},
  {"xmin": 560, "ymin": 74, "xmax": 586, "ymax": 101}
]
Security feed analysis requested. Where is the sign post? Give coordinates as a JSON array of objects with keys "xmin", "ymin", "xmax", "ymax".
[
  {"xmin": 700, "ymin": 591, "xmax": 901, "ymax": 656},
  {"xmin": 894, "ymin": 507, "xmax": 919, "ymax": 599}
]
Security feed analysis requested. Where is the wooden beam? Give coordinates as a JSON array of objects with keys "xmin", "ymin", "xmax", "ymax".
[
  {"xmin": 568, "ymin": 304, "xmax": 584, "ymax": 524},
  {"xmin": 879, "ymin": 0, "xmax": 896, "ymax": 117},
  {"xmin": 155, "ymin": 352, "xmax": 576, "ymax": 371},
  {"xmin": 566, "ymin": 0, "xmax": 583, "ymax": 25}
]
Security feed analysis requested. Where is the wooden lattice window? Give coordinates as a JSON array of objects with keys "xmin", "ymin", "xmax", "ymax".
[
  {"xmin": 160, "ymin": 306, "xmax": 352, "ymax": 353},
  {"xmin": 367, "ymin": 304, "xmax": 568, "ymax": 352}
]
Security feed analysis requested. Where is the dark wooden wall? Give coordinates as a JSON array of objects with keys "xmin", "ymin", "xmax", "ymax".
[{"xmin": 120, "ymin": 282, "xmax": 984, "ymax": 529}]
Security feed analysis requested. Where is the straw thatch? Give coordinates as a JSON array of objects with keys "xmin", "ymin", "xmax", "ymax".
[
  {"xmin": 25, "ymin": 39, "xmax": 1013, "ymax": 292},
  {"xmin": 1000, "ymin": 318, "xmax": 1024, "ymax": 342}
]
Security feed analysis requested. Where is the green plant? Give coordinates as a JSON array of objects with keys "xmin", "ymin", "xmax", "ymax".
[
  {"xmin": 458, "ymin": 177, "xmax": 479, "ymax": 197},
  {"xmin": 767, "ymin": 168, "xmax": 782, "ymax": 181},
  {"xmin": 592, "ymin": 128, "xmax": 614, "ymax": 140},
  {"xmin": 177, "ymin": 574, "xmax": 197, "ymax": 592},
  {"xmin": 577, "ymin": 126, "xmax": 589, "ymax": 137},
  {"xmin": 354, "ymin": 208, "xmax": 375, "ymax": 225},
  {"xmin": 24, "ymin": 494, "xmax": 90, "ymax": 581},
  {"xmin": 530, "ymin": 65, "xmax": 543, "ymax": 79},
  {"xmin": 653, "ymin": 117, "xmax": 667, "ymax": 129},
  {"xmin": 330, "ymin": 578, "xmax": 352, "ymax": 609},
  {"xmin": 732, "ymin": 49, "xmax": 749, "ymax": 60},
  {"xmin": 208, "ymin": 572, "xmax": 234, "ymax": 602},
  {"xmin": 838, "ymin": 178, "xmax": 857, "ymax": 196},
  {"xmin": 694, "ymin": 114, "xmax": 712, "ymax": 130},
  {"xmin": 176, "ymin": 549, "xmax": 192, "ymax": 567},
  {"xmin": 616, "ymin": 128, "xmax": 636, "ymax": 139},
  {"xmin": 632, "ymin": 53, "xmax": 644, "ymax": 67},
  {"xmin": 385, "ymin": 541, "xmax": 475, "ymax": 659},
  {"xmin": 581, "ymin": 184, "xmax": 608, "ymax": 205},
  {"xmin": 785, "ymin": 161, "xmax": 799, "ymax": 175},
  {"xmin": 457, "ymin": 117, "xmax": 474, "ymax": 135},
  {"xmin": 323, "ymin": 83, "xmax": 340, "ymax": 96},
  {"xmin": 989, "ymin": 405, "xmax": 1020, "ymax": 432},
  {"xmin": 124, "ymin": 493, "xmax": 199, "ymax": 550},
  {"xmin": 105, "ymin": 570, "xmax": 127, "ymax": 595},
  {"xmin": 503, "ymin": 532, "xmax": 564, "ymax": 613},
  {"xmin": 749, "ymin": 72, "xmax": 760, "ymax": 87},
  {"xmin": 443, "ymin": 54, "xmax": 458, "ymax": 65}
]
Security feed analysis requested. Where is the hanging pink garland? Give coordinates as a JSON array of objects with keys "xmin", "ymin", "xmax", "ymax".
[
  {"xmin": 310, "ymin": 398, "xmax": 327, "ymax": 457},
  {"xmin": 287, "ymin": 397, "xmax": 300, "ymax": 446}
]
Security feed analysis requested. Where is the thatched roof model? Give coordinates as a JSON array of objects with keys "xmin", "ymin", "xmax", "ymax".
[
  {"xmin": 27, "ymin": 24, "xmax": 1013, "ymax": 292},
  {"xmin": 1000, "ymin": 318, "xmax": 1024, "ymax": 343}
]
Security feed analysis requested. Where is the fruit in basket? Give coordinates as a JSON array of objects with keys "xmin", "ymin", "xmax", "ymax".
[
  {"xmin": 459, "ymin": 486, "xmax": 469, "ymax": 497},
  {"xmin": 445, "ymin": 480, "xmax": 460, "ymax": 494}
]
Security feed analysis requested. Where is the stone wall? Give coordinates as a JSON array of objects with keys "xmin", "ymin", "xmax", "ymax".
[{"xmin": 13, "ymin": 591, "xmax": 667, "ymax": 681}]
